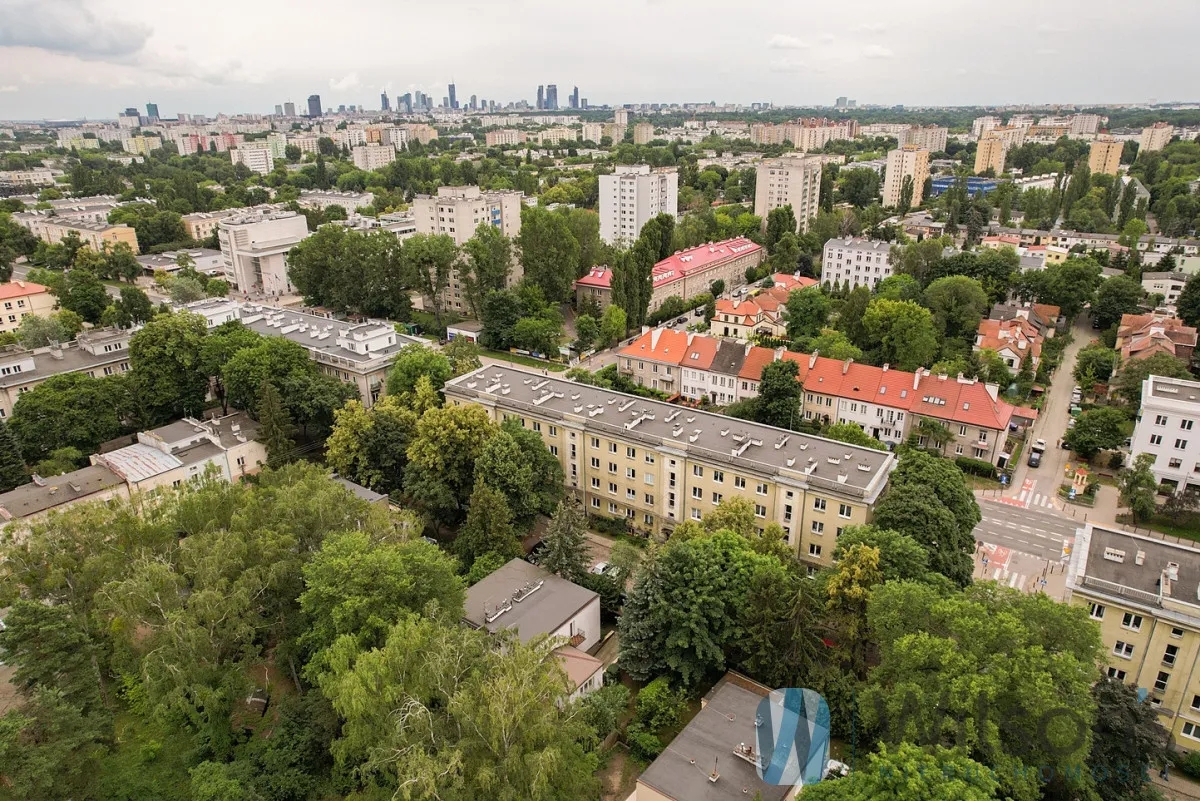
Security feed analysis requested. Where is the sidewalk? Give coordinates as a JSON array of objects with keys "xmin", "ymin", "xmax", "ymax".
[{"xmin": 974, "ymin": 543, "xmax": 1070, "ymax": 600}]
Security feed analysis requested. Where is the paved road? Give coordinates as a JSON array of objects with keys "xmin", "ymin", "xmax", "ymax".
[
  {"xmin": 11, "ymin": 260, "xmax": 169, "ymax": 304},
  {"xmin": 973, "ymin": 496, "xmax": 1082, "ymax": 561}
]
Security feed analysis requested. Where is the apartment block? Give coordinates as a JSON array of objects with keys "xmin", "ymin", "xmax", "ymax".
[
  {"xmin": 0, "ymin": 282, "xmax": 55, "ymax": 335},
  {"xmin": 581, "ymin": 122, "xmax": 623, "ymax": 143},
  {"xmin": 821, "ymin": 237, "xmax": 892, "ymax": 291},
  {"xmin": 405, "ymin": 124, "xmax": 438, "ymax": 145},
  {"xmin": 14, "ymin": 213, "xmax": 140, "ymax": 254},
  {"xmin": 1128, "ymin": 375, "xmax": 1200, "ymax": 494},
  {"xmin": 534, "ymin": 127, "xmax": 577, "ymax": 146},
  {"xmin": 1140, "ymin": 123, "xmax": 1175, "ymax": 153},
  {"xmin": 749, "ymin": 119, "xmax": 854, "ymax": 150},
  {"xmin": 1143, "ymin": 272, "xmax": 1190, "ymax": 311},
  {"xmin": 633, "ymin": 122, "xmax": 655, "ymax": 145},
  {"xmin": 216, "ymin": 209, "xmax": 309, "ymax": 295},
  {"xmin": 753, "ymin": 154, "xmax": 823, "ymax": 234},
  {"xmin": 896, "ymin": 125, "xmax": 948, "ymax": 153},
  {"xmin": 882, "ymin": 145, "xmax": 931, "ymax": 208},
  {"xmin": 599, "ymin": 164, "xmax": 679, "ymax": 245},
  {"xmin": 575, "ymin": 237, "xmax": 763, "ymax": 313},
  {"xmin": 230, "ymin": 144, "xmax": 274, "ymax": 175},
  {"xmin": 1066, "ymin": 523, "xmax": 1200, "ymax": 750},
  {"xmin": 182, "ymin": 208, "xmax": 246, "ymax": 241},
  {"xmin": 1089, "ymin": 136, "xmax": 1124, "ymax": 176},
  {"xmin": 351, "ymin": 143, "xmax": 396, "ymax": 171},
  {"xmin": 412, "ymin": 186, "xmax": 524, "ymax": 314},
  {"xmin": 1070, "ymin": 114, "xmax": 1104, "ymax": 136},
  {"xmin": 0, "ymin": 328, "xmax": 135, "ymax": 419},
  {"xmin": 974, "ymin": 134, "xmax": 1006, "ymax": 176},
  {"xmin": 485, "ymin": 129, "xmax": 526, "ymax": 146},
  {"xmin": 444, "ymin": 366, "xmax": 894, "ymax": 570},
  {"xmin": 971, "ymin": 116, "xmax": 1001, "ymax": 139}
]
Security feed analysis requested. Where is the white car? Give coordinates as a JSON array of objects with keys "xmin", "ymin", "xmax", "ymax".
[{"xmin": 590, "ymin": 562, "xmax": 609, "ymax": 575}]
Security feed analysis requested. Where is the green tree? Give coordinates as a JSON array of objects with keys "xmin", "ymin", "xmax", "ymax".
[
  {"xmin": 785, "ymin": 286, "xmax": 830, "ymax": 340},
  {"xmin": 837, "ymin": 285, "xmax": 873, "ymax": 351},
  {"xmin": 10, "ymin": 373, "xmax": 128, "ymax": 462},
  {"xmin": 115, "ymin": 285, "xmax": 154, "ymax": 326},
  {"xmin": 1092, "ymin": 274, "xmax": 1145, "ymax": 328},
  {"xmin": 222, "ymin": 336, "xmax": 315, "ymax": 415},
  {"xmin": 443, "ymin": 336, "xmax": 482, "ymax": 376},
  {"xmin": 61, "ymin": 267, "xmax": 109, "ymax": 323},
  {"xmin": 1174, "ymin": 271, "xmax": 1200, "ymax": 328},
  {"xmin": 0, "ymin": 417, "xmax": 28, "ymax": 491},
  {"xmin": 574, "ymin": 313, "xmax": 599, "ymax": 351},
  {"xmin": 765, "ymin": 206, "xmax": 798, "ymax": 253},
  {"xmin": 15, "ymin": 314, "xmax": 70, "ymax": 348},
  {"xmin": 923, "ymin": 275, "xmax": 989, "ymax": 342},
  {"xmin": 800, "ymin": 743, "xmax": 1000, "ymax": 801},
  {"xmin": 832, "ymin": 524, "xmax": 935, "ymax": 583},
  {"xmin": 405, "ymin": 233, "xmax": 460, "ymax": 328},
  {"xmin": 517, "ymin": 206, "xmax": 580, "ymax": 303},
  {"xmin": 807, "ymin": 329, "xmax": 863, "ymax": 361},
  {"xmin": 0, "ymin": 600, "xmax": 107, "ymax": 714},
  {"xmin": 756, "ymin": 358, "xmax": 803, "ymax": 430},
  {"xmin": 404, "ymin": 403, "xmax": 496, "ymax": 526},
  {"xmin": 460, "ymin": 223, "xmax": 512, "ymax": 317},
  {"xmin": 386, "ymin": 343, "xmax": 452, "ymax": 397},
  {"xmin": 862, "ymin": 299, "xmax": 939, "ymax": 371},
  {"xmin": 1065, "ymin": 406, "xmax": 1127, "ymax": 459},
  {"xmin": 129, "ymin": 311, "xmax": 209, "ymax": 422},
  {"xmin": 875, "ymin": 274, "xmax": 923, "ymax": 302},
  {"xmin": 32, "ymin": 447, "xmax": 83, "ymax": 478},
  {"xmin": 257, "ymin": 379, "xmax": 297, "ymax": 468},
  {"xmin": 873, "ymin": 450, "xmax": 980, "ymax": 586},
  {"xmin": 198, "ymin": 320, "xmax": 262, "ymax": 413},
  {"xmin": 1073, "ymin": 343, "xmax": 1119, "ymax": 386},
  {"xmin": 1090, "ymin": 677, "xmax": 1168, "ymax": 801},
  {"xmin": 0, "ymin": 689, "xmax": 107, "ymax": 801},
  {"xmin": 1120, "ymin": 452, "xmax": 1159, "ymax": 523},
  {"xmin": 839, "ymin": 168, "xmax": 881, "ymax": 208},
  {"xmin": 1114, "ymin": 352, "xmax": 1192, "ymax": 407},
  {"xmin": 599, "ymin": 303, "xmax": 627, "ymax": 347},
  {"xmin": 540, "ymin": 499, "xmax": 590, "ymax": 582},
  {"xmin": 824, "ymin": 422, "xmax": 887, "ymax": 451},
  {"xmin": 897, "ymin": 174, "xmax": 914, "ymax": 214},
  {"xmin": 456, "ymin": 480, "xmax": 522, "ymax": 566}
]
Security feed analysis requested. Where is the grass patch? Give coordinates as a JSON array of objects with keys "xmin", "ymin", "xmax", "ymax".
[
  {"xmin": 1058, "ymin": 483, "xmax": 1096, "ymax": 507},
  {"xmin": 483, "ymin": 349, "xmax": 568, "ymax": 372},
  {"xmin": 1117, "ymin": 512, "xmax": 1200, "ymax": 543},
  {"xmin": 97, "ymin": 712, "xmax": 194, "ymax": 801}
]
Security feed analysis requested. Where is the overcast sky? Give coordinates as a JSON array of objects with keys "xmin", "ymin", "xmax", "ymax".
[{"xmin": 0, "ymin": 0, "xmax": 1196, "ymax": 120}]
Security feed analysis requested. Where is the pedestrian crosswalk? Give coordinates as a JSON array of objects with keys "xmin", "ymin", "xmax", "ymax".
[
  {"xmin": 989, "ymin": 567, "xmax": 1051, "ymax": 593},
  {"xmin": 1028, "ymin": 493, "xmax": 1056, "ymax": 509}
]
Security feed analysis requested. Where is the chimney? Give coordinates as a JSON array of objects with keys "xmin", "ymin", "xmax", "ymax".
[
  {"xmin": 49, "ymin": 346, "xmax": 64, "ymax": 360},
  {"xmin": 809, "ymin": 352, "xmax": 818, "ymax": 369},
  {"xmin": 882, "ymin": 363, "xmax": 889, "ymax": 372},
  {"xmin": 842, "ymin": 358, "xmax": 853, "ymax": 375},
  {"xmin": 912, "ymin": 371, "xmax": 922, "ymax": 390},
  {"xmin": 774, "ymin": 346, "xmax": 785, "ymax": 361},
  {"xmin": 650, "ymin": 328, "xmax": 662, "ymax": 349}
]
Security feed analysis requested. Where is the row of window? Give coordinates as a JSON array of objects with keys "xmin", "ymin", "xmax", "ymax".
[
  {"xmin": 1147, "ymin": 435, "xmax": 1191, "ymax": 450},
  {"xmin": 1153, "ymin": 414, "xmax": 1195, "ymax": 431}
]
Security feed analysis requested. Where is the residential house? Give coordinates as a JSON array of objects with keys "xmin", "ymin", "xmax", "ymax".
[
  {"xmin": 0, "ymin": 282, "xmax": 56, "ymax": 335},
  {"xmin": 974, "ymin": 318, "xmax": 1042, "ymax": 371},
  {"xmin": 0, "ymin": 328, "xmax": 135, "ymax": 420},
  {"xmin": 1142, "ymin": 272, "xmax": 1190, "ymax": 311},
  {"xmin": 1128, "ymin": 375, "xmax": 1200, "ymax": 494},
  {"xmin": 1116, "ymin": 313, "xmax": 1197, "ymax": 364},
  {"xmin": 989, "ymin": 302, "xmax": 1061, "ymax": 339},
  {"xmin": 710, "ymin": 292, "xmax": 788, "ymax": 342}
]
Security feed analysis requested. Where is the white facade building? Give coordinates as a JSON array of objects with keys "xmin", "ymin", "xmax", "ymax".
[
  {"xmin": 753, "ymin": 153, "xmax": 823, "ymax": 234},
  {"xmin": 821, "ymin": 238, "xmax": 893, "ymax": 290},
  {"xmin": 230, "ymin": 144, "xmax": 274, "ymax": 175},
  {"xmin": 351, "ymin": 143, "xmax": 396, "ymax": 171},
  {"xmin": 1129, "ymin": 375, "xmax": 1200, "ymax": 494},
  {"xmin": 972, "ymin": 116, "xmax": 1001, "ymax": 139},
  {"xmin": 599, "ymin": 164, "xmax": 679, "ymax": 245},
  {"xmin": 882, "ymin": 145, "xmax": 931, "ymax": 208},
  {"xmin": 216, "ymin": 210, "xmax": 309, "ymax": 295}
]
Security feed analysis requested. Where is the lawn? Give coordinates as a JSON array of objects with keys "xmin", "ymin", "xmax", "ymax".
[
  {"xmin": 483, "ymin": 349, "xmax": 568, "ymax": 372},
  {"xmin": 1117, "ymin": 512, "xmax": 1200, "ymax": 543}
]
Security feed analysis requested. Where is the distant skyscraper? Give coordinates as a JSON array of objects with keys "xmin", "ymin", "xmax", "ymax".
[
  {"xmin": 380, "ymin": 92, "xmax": 390, "ymax": 111},
  {"xmin": 338, "ymin": 104, "xmax": 347, "ymax": 113},
  {"xmin": 536, "ymin": 85, "xmax": 544, "ymax": 110},
  {"xmin": 835, "ymin": 96, "xmax": 847, "ymax": 108},
  {"xmin": 441, "ymin": 96, "xmax": 449, "ymax": 109},
  {"xmin": 398, "ymin": 93, "xmax": 412, "ymax": 113},
  {"xmin": 546, "ymin": 84, "xmax": 558, "ymax": 110},
  {"xmin": 284, "ymin": 102, "xmax": 296, "ymax": 117},
  {"xmin": 275, "ymin": 104, "xmax": 283, "ymax": 116},
  {"xmin": 448, "ymin": 83, "xmax": 458, "ymax": 109},
  {"xmin": 469, "ymin": 94, "xmax": 477, "ymax": 110},
  {"xmin": 123, "ymin": 107, "xmax": 139, "ymax": 117},
  {"xmin": 581, "ymin": 98, "xmax": 588, "ymax": 109},
  {"xmin": 145, "ymin": 102, "xmax": 159, "ymax": 119},
  {"xmin": 307, "ymin": 95, "xmax": 322, "ymax": 117}
]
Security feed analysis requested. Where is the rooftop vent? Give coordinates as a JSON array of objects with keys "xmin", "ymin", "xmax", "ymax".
[
  {"xmin": 1103, "ymin": 547, "xmax": 1126, "ymax": 563},
  {"xmin": 775, "ymin": 435, "xmax": 790, "ymax": 449},
  {"xmin": 512, "ymin": 580, "xmax": 544, "ymax": 602},
  {"xmin": 1135, "ymin": 551, "xmax": 1146, "ymax": 566}
]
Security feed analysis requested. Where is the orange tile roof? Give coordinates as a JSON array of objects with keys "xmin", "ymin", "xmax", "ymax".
[
  {"xmin": 682, "ymin": 335, "xmax": 718, "ymax": 370},
  {"xmin": 0, "ymin": 281, "xmax": 49, "ymax": 300},
  {"xmin": 618, "ymin": 328, "xmax": 689, "ymax": 364},
  {"xmin": 737, "ymin": 345, "xmax": 777, "ymax": 382},
  {"xmin": 771, "ymin": 273, "xmax": 819, "ymax": 292}
]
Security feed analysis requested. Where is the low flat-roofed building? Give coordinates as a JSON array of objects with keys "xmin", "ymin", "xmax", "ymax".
[
  {"xmin": 14, "ymin": 213, "xmax": 140, "ymax": 254},
  {"xmin": 0, "ymin": 281, "xmax": 56, "ymax": 334},
  {"xmin": 0, "ymin": 327, "xmax": 136, "ymax": 419},
  {"xmin": 136, "ymin": 248, "xmax": 225, "ymax": 277},
  {"xmin": 1066, "ymin": 523, "xmax": 1200, "ymax": 750},
  {"xmin": 0, "ymin": 464, "xmax": 129, "ymax": 527},
  {"xmin": 636, "ymin": 672, "xmax": 801, "ymax": 801}
]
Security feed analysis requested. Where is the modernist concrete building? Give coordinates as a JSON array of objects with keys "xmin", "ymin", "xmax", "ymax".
[
  {"xmin": 444, "ymin": 366, "xmax": 896, "ymax": 571},
  {"xmin": 1128, "ymin": 375, "xmax": 1200, "ymax": 495},
  {"xmin": 15, "ymin": 213, "xmax": 140, "ymax": 254},
  {"xmin": 0, "ymin": 327, "xmax": 135, "ymax": 419},
  {"xmin": 216, "ymin": 209, "xmax": 309, "ymax": 295},
  {"xmin": 821, "ymin": 237, "xmax": 893, "ymax": 291},
  {"xmin": 229, "ymin": 144, "xmax": 274, "ymax": 175},
  {"xmin": 1140, "ymin": 123, "xmax": 1175, "ymax": 153},
  {"xmin": 975, "ymin": 134, "xmax": 1007, "ymax": 176},
  {"xmin": 882, "ymin": 145, "xmax": 931, "ymax": 208},
  {"xmin": 754, "ymin": 153, "xmax": 823, "ymax": 234},
  {"xmin": 599, "ymin": 164, "xmax": 679, "ymax": 245},
  {"xmin": 1089, "ymin": 136, "xmax": 1124, "ymax": 176},
  {"xmin": 351, "ymin": 143, "xmax": 396, "ymax": 171}
]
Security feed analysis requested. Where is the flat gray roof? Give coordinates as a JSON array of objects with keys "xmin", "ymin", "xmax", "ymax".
[
  {"xmin": 446, "ymin": 367, "xmax": 894, "ymax": 499},
  {"xmin": 1147, "ymin": 375, "xmax": 1200, "ymax": 404},
  {"xmin": 333, "ymin": 476, "xmax": 387, "ymax": 503},
  {"xmin": 638, "ymin": 675, "xmax": 792, "ymax": 801},
  {"xmin": 0, "ymin": 344, "xmax": 129, "ymax": 389},
  {"xmin": 463, "ymin": 559, "xmax": 597, "ymax": 642},
  {"xmin": 0, "ymin": 465, "xmax": 124, "ymax": 518},
  {"xmin": 1081, "ymin": 524, "xmax": 1200, "ymax": 603}
]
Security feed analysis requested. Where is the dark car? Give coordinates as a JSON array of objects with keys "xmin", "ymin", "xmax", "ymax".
[{"xmin": 675, "ymin": 316, "xmax": 688, "ymax": 325}]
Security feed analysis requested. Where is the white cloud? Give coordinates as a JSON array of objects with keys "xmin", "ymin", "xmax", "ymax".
[
  {"xmin": 0, "ymin": 0, "xmax": 149, "ymax": 58},
  {"xmin": 856, "ymin": 21, "xmax": 886, "ymax": 33},
  {"xmin": 767, "ymin": 34, "xmax": 810, "ymax": 50},
  {"xmin": 819, "ymin": 32, "xmax": 836, "ymax": 43},
  {"xmin": 863, "ymin": 44, "xmax": 894, "ymax": 58},
  {"xmin": 0, "ymin": 85, "xmax": 17, "ymax": 93},
  {"xmin": 329, "ymin": 73, "xmax": 360, "ymax": 92}
]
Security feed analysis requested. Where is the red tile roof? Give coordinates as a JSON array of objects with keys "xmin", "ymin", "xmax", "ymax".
[
  {"xmin": 618, "ymin": 328, "xmax": 690, "ymax": 363},
  {"xmin": 0, "ymin": 281, "xmax": 49, "ymax": 300},
  {"xmin": 575, "ymin": 237, "xmax": 762, "ymax": 290},
  {"xmin": 737, "ymin": 345, "xmax": 778, "ymax": 382},
  {"xmin": 771, "ymin": 273, "xmax": 819, "ymax": 292},
  {"xmin": 682, "ymin": 335, "xmax": 718, "ymax": 370}
]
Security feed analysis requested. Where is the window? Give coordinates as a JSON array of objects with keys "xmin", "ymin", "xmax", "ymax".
[
  {"xmin": 1184, "ymin": 420, "xmax": 1195, "ymax": 431},
  {"xmin": 811, "ymin": 521, "xmax": 824, "ymax": 534},
  {"xmin": 809, "ymin": 544, "xmax": 823, "ymax": 557},
  {"xmin": 1150, "ymin": 435, "xmax": 1163, "ymax": 446},
  {"xmin": 609, "ymin": 442, "xmax": 617, "ymax": 453},
  {"xmin": 1088, "ymin": 603, "xmax": 1105, "ymax": 620},
  {"xmin": 813, "ymin": 498, "xmax": 826, "ymax": 512},
  {"xmin": 1113, "ymin": 641, "xmax": 1134, "ymax": 659},
  {"xmin": 1122, "ymin": 612, "xmax": 1143, "ymax": 631},
  {"xmin": 734, "ymin": 476, "xmax": 746, "ymax": 489},
  {"xmin": 591, "ymin": 497, "xmax": 600, "ymax": 508},
  {"xmin": 645, "ymin": 493, "xmax": 654, "ymax": 505},
  {"xmin": 839, "ymin": 503, "xmax": 852, "ymax": 519},
  {"xmin": 711, "ymin": 492, "xmax": 722, "ymax": 504},
  {"xmin": 1164, "ymin": 645, "xmax": 1179, "ymax": 667},
  {"xmin": 691, "ymin": 508, "xmax": 702, "ymax": 520},
  {"xmin": 692, "ymin": 487, "xmax": 703, "ymax": 499},
  {"xmin": 713, "ymin": 470, "xmax": 724, "ymax": 483},
  {"xmin": 1107, "ymin": 667, "xmax": 1127, "ymax": 681},
  {"xmin": 754, "ymin": 504, "xmax": 766, "ymax": 517},
  {"xmin": 955, "ymin": 445, "xmax": 964, "ymax": 455},
  {"xmin": 532, "ymin": 421, "xmax": 541, "ymax": 433},
  {"xmin": 590, "ymin": 457, "xmax": 600, "ymax": 469},
  {"xmin": 591, "ymin": 478, "xmax": 600, "ymax": 489},
  {"xmin": 1173, "ymin": 628, "xmax": 1185, "ymax": 638},
  {"xmin": 644, "ymin": 514, "xmax": 654, "ymax": 525},
  {"xmin": 627, "ymin": 447, "xmax": 636, "ymax": 458},
  {"xmin": 626, "ymin": 489, "xmax": 636, "ymax": 500},
  {"xmin": 693, "ymin": 465, "xmax": 703, "ymax": 477},
  {"xmin": 550, "ymin": 445, "xmax": 559, "ymax": 456},
  {"xmin": 608, "ymin": 482, "xmax": 617, "ymax": 494},
  {"xmin": 1155, "ymin": 415, "xmax": 1168, "ymax": 425},
  {"xmin": 1184, "ymin": 722, "xmax": 1200, "ymax": 741},
  {"xmin": 626, "ymin": 468, "xmax": 636, "ymax": 479},
  {"xmin": 645, "ymin": 454, "xmax": 655, "ymax": 465},
  {"xmin": 1192, "ymin": 695, "xmax": 1200, "ymax": 712},
  {"xmin": 756, "ymin": 483, "xmax": 768, "ymax": 495},
  {"xmin": 236, "ymin": 456, "xmax": 246, "ymax": 466},
  {"xmin": 1177, "ymin": 439, "xmax": 1189, "ymax": 450},
  {"xmin": 608, "ymin": 462, "xmax": 618, "ymax": 473},
  {"xmin": 609, "ymin": 502, "xmax": 618, "ymax": 514},
  {"xmin": 549, "ymin": 425, "xmax": 557, "ymax": 436},
  {"xmin": 644, "ymin": 473, "xmax": 654, "ymax": 486},
  {"xmin": 590, "ymin": 437, "xmax": 599, "ymax": 448},
  {"xmin": 959, "ymin": 425, "xmax": 968, "ymax": 436},
  {"xmin": 1154, "ymin": 671, "xmax": 1170, "ymax": 693}
]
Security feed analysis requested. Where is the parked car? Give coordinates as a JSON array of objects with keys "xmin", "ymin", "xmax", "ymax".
[
  {"xmin": 1028, "ymin": 439, "xmax": 1047, "ymax": 467},
  {"xmin": 590, "ymin": 561, "xmax": 609, "ymax": 575},
  {"xmin": 694, "ymin": 307, "xmax": 706, "ymax": 317},
  {"xmin": 676, "ymin": 316, "xmax": 688, "ymax": 325}
]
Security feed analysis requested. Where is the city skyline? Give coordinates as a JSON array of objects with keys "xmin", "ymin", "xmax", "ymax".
[{"xmin": 0, "ymin": 0, "xmax": 1197, "ymax": 119}]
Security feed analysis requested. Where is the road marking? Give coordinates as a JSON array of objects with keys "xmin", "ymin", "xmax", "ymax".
[{"xmin": 992, "ymin": 568, "xmax": 1002, "ymax": 580}]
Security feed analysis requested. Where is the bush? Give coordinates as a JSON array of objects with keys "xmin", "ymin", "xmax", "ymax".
[
  {"xmin": 636, "ymin": 677, "xmax": 687, "ymax": 732},
  {"xmin": 955, "ymin": 456, "xmax": 996, "ymax": 478},
  {"xmin": 1178, "ymin": 750, "xmax": 1200, "ymax": 780},
  {"xmin": 577, "ymin": 571, "xmax": 622, "ymax": 619},
  {"xmin": 578, "ymin": 684, "xmax": 630, "ymax": 741},
  {"xmin": 625, "ymin": 723, "xmax": 663, "ymax": 762},
  {"xmin": 589, "ymin": 514, "xmax": 631, "ymax": 538}
]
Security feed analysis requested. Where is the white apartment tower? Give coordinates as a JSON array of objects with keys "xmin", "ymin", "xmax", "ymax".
[
  {"xmin": 882, "ymin": 145, "xmax": 931, "ymax": 209},
  {"xmin": 753, "ymin": 154, "xmax": 824, "ymax": 234},
  {"xmin": 217, "ymin": 210, "xmax": 310, "ymax": 295},
  {"xmin": 351, "ymin": 144, "xmax": 396, "ymax": 171},
  {"xmin": 412, "ymin": 186, "xmax": 525, "ymax": 314},
  {"xmin": 599, "ymin": 164, "xmax": 679, "ymax": 245},
  {"xmin": 821, "ymin": 238, "xmax": 893, "ymax": 291},
  {"xmin": 230, "ymin": 144, "xmax": 274, "ymax": 176},
  {"xmin": 1128, "ymin": 375, "xmax": 1200, "ymax": 494},
  {"xmin": 1140, "ymin": 123, "xmax": 1174, "ymax": 153},
  {"xmin": 972, "ymin": 116, "xmax": 1001, "ymax": 139}
]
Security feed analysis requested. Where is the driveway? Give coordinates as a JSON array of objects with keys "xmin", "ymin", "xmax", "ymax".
[{"xmin": 1004, "ymin": 314, "xmax": 1095, "ymax": 502}]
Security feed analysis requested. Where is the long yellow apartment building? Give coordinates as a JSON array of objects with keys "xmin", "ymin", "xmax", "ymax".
[
  {"xmin": 445, "ymin": 367, "xmax": 895, "ymax": 572},
  {"xmin": 1067, "ymin": 523, "xmax": 1200, "ymax": 751}
]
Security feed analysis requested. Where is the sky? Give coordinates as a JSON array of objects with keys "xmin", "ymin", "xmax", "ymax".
[{"xmin": 0, "ymin": 0, "xmax": 1196, "ymax": 120}]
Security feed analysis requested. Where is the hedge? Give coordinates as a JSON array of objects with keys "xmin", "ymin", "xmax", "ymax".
[{"xmin": 955, "ymin": 456, "xmax": 997, "ymax": 478}]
